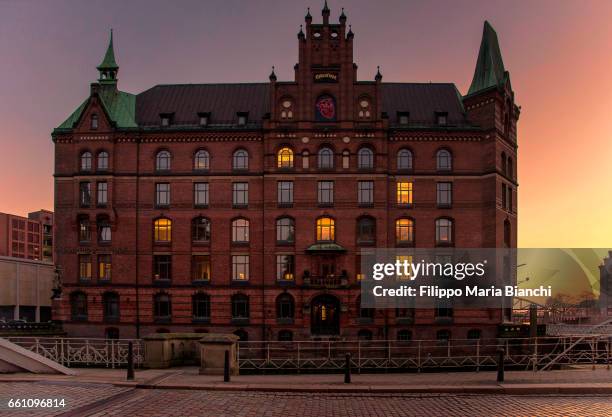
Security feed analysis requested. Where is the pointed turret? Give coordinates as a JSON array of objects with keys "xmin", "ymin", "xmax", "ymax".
[
  {"xmin": 467, "ymin": 21, "xmax": 509, "ymax": 95},
  {"xmin": 322, "ymin": 0, "xmax": 330, "ymax": 25},
  {"xmin": 269, "ymin": 66, "xmax": 277, "ymax": 82},
  {"xmin": 305, "ymin": 7, "xmax": 312, "ymax": 24},
  {"xmin": 97, "ymin": 29, "xmax": 119, "ymax": 84},
  {"xmin": 375, "ymin": 66, "xmax": 382, "ymax": 82},
  {"xmin": 339, "ymin": 7, "xmax": 346, "ymax": 24}
]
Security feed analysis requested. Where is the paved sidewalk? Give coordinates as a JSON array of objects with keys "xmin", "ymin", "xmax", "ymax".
[{"xmin": 0, "ymin": 365, "xmax": 611, "ymax": 394}]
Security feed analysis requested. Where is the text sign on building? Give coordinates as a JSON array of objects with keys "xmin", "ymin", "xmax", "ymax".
[{"xmin": 313, "ymin": 72, "xmax": 338, "ymax": 83}]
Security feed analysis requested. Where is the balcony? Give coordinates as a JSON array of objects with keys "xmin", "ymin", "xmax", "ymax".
[{"xmin": 303, "ymin": 273, "xmax": 348, "ymax": 289}]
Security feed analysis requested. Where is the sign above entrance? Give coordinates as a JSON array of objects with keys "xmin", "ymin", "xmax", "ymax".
[{"xmin": 313, "ymin": 72, "xmax": 338, "ymax": 83}]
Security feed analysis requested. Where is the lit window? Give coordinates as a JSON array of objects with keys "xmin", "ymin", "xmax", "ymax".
[
  {"xmin": 80, "ymin": 152, "xmax": 92, "ymax": 171},
  {"xmin": 78, "ymin": 255, "xmax": 92, "ymax": 280},
  {"xmin": 233, "ymin": 149, "xmax": 249, "ymax": 170},
  {"xmin": 395, "ymin": 218, "xmax": 414, "ymax": 245},
  {"xmin": 192, "ymin": 256, "xmax": 211, "ymax": 281},
  {"xmin": 316, "ymin": 217, "xmax": 335, "ymax": 242},
  {"xmin": 395, "ymin": 255, "xmax": 413, "ymax": 280},
  {"xmin": 280, "ymin": 100, "xmax": 293, "ymax": 119},
  {"xmin": 276, "ymin": 255, "xmax": 295, "ymax": 281},
  {"xmin": 97, "ymin": 151, "xmax": 109, "ymax": 170},
  {"xmin": 154, "ymin": 218, "xmax": 172, "ymax": 243},
  {"xmin": 318, "ymin": 147, "xmax": 334, "ymax": 169},
  {"xmin": 317, "ymin": 181, "xmax": 334, "ymax": 205},
  {"xmin": 232, "ymin": 182, "xmax": 248, "ymax": 207},
  {"xmin": 397, "ymin": 149, "xmax": 413, "ymax": 170},
  {"xmin": 78, "ymin": 216, "xmax": 90, "ymax": 242},
  {"xmin": 155, "ymin": 183, "xmax": 170, "ymax": 207},
  {"xmin": 194, "ymin": 150, "xmax": 210, "ymax": 170},
  {"xmin": 156, "ymin": 150, "xmax": 171, "ymax": 171},
  {"xmin": 358, "ymin": 148, "xmax": 374, "ymax": 169},
  {"xmin": 436, "ymin": 182, "xmax": 452, "ymax": 208},
  {"xmin": 436, "ymin": 149, "xmax": 452, "ymax": 171},
  {"xmin": 396, "ymin": 181, "xmax": 413, "ymax": 206},
  {"xmin": 194, "ymin": 182, "xmax": 209, "ymax": 207},
  {"xmin": 435, "ymin": 218, "xmax": 453, "ymax": 245},
  {"xmin": 98, "ymin": 254, "xmax": 112, "ymax": 280},
  {"xmin": 232, "ymin": 256, "xmax": 250, "ymax": 281},
  {"xmin": 358, "ymin": 99, "xmax": 371, "ymax": 118},
  {"xmin": 276, "ymin": 217, "xmax": 295, "ymax": 244},
  {"xmin": 232, "ymin": 218, "xmax": 250, "ymax": 243},
  {"xmin": 277, "ymin": 147, "xmax": 294, "ymax": 168}
]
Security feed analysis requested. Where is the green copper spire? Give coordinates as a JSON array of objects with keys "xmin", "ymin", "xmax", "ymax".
[
  {"xmin": 467, "ymin": 21, "xmax": 509, "ymax": 95},
  {"xmin": 97, "ymin": 29, "xmax": 118, "ymax": 84}
]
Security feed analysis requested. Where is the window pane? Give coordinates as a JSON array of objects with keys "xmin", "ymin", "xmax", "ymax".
[
  {"xmin": 192, "ymin": 217, "xmax": 211, "ymax": 242},
  {"xmin": 154, "ymin": 218, "xmax": 172, "ymax": 242},
  {"xmin": 276, "ymin": 218, "xmax": 295, "ymax": 243},
  {"xmin": 358, "ymin": 181, "xmax": 373, "ymax": 205},
  {"xmin": 316, "ymin": 217, "xmax": 335, "ymax": 241},
  {"xmin": 97, "ymin": 182, "xmax": 108, "ymax": 205},
  {"xmin": 318, "ymin": 148, "xmax": 334, "ymax": 169},
  {"xmin": 232, "ymin": 183, "xmax": 248, "ymax": 206},
  {"xmin": 194, "ymin": 150, "xmax": 209, "ymax": 170},
  {"xmin": 395, "ymin": 219, "xmax": 414, "ymax": 244},
  {"xmin": 396, "ymin": 182, "xmax": 413, "ymax": 205},
  {"xmin": 317, "ymin": 181, "xmax": 334, "ymax": 205},
  {"xmin": 358, "ymin": 148, "xmax": 374, "ymax": 169},
  {"xmin": 397, "ymin": 149, "xmax": 412, "ymax": 170},
  {"xmin": 98, "ymin": 255, "xmax": 112, "ymax": 280},
  {"xmin": 156, "ymin": 183, "xmax": 170, "ymax": 206},
  {"xmin": 276, "ymin": 255, "xmax": 295, "ymax": 280},
  {"xmin": 97, "ymin": 152, "xmax": 108, "ymax": 170},
  {"xmin": 277, "ymin": 147, "xmax": 294, "ymax": 168},
  {"xmin": 233, "ymin": 150, "xmax": 249, "ymax": 170},
  {"xmin": 437, "ymin": 150, "xmax": 452, "ymax": 171},
  {"xmin": 232, "ymin": 255, "xmax": 249, "ymax": 280},
  {"xmin": 79, "ymin": 255, "xmax": 92, "ymax": 280},
  {"xmin": 153, "ymin": 255, "xmax": 172, "ymax": 280},
  {"xmin": 192, "ymin": 255, "xmax": 211, "ymax": 281},
  {"xmin": 156, "ymin": 151, "xmax": 171, "ymax": 171},
  {"xmin": 277, "ymin": 181, "xmax": 293, "ymax": 204},
  {"xmin": 194, "ymin": 183, "xmax": 209, "ymax": 206},
  {"xmin": 436, "ymin": 182, "xmax": 452, "ymax": 207},
  {"xmin": 232, "ymin": 219, "xmax": 249, "ymax": 243}
]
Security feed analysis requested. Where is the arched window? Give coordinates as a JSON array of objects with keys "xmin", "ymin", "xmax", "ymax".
[
  {"xmin": 194, "ymin": 150, "xmax": 210, "ymax": 171},
  {"xmin": 436, "ymin": 329, "xmax": 451, "ymax": 342},
  {"xmin": 97, "ymin": 216, "xmax": 111, "ymax": 243},
  {"xmin": 357, "ymin": 329, "xmax": 373, "ymax": 340},
  {"xmin": 316, "ymin": 217, "xmax": 335, "ymax": 242},
  {"xmin": 276, "ymin": 217, "xmax": 295, "ymax": 243},
  {"xmin": 154, "ymin": 218, "xmax": 172, "ymax": 243},
  {"xmin": 467, "ymin": 329, "xmax": 482, "ymax": 340},
  {"xmin": 395, "ymin": 218, "xmax": 414, "ymax": 245},
  {"xmin": 153, "ymin": 293, "xmax": 171, "ymax": 320},
  {"xmin": 231, "ymin": 294, "xmax": 249, "ymax": 319},
  {"xmin": 102, "ymin": 292, "xmax": 119, "ymax": 322},
  {"xmin": 357, "ymin": 148, "xmax": 374, "ymax": 169},
  {"xmin": 231, "ymin": 218, "xmax": 249, "ymax": 243},
  {"xmin": 436, "ymin": 149, "xmax": 452, "ymax": 171},
  {"xmin": 70, "ymin": 291, "xmax": 88, "ymax": 321},
  {"xmin": 397, "ymin": 149, "xmax": 413, "ymax": 170},
  {"xmin": 276, "ymin": 293, "xmax": 295, "ymax": 319},
  {"xmin": 232, "ymin": 149, "xmax": 249, "ymax": 170},
  {"xmin": 357, "ymin": 217, "xmax": 376, "ymax": 245},
  {"xmin": 192, "ymin": 217, "xmax": 211, "ymax": 243},
  {"xmin": 318, "ymin": 147, "xmax": 334, "ymax": 169},
  {"xmin": 97, "ymin": 151, "xmax": 109, "ymax": 171},
  {"xmin": 90, "ymin": 114, "xmax": 98, "ymax": 130},
  {"xmin": 80, "ymin": 151, "xmax": 92, "ymax": 171},
  {"xmin": 504, "ymin": 219, "xmax": 511, "ymax": 247},
  {"xmin": 397, "ymin": 329, "xmax": 412, "ymax": 342},
  {"xmin": 435, "ymin": 218, "xmax": 453, "ymax": 245},
  {"xmin": 155, "ymin": 150, "xmax": 171, "ymax": 171},
  {"xmin": 78, "ymin": 215, "xmax": 90, "ymax": 242},
  {"xmin": 277, "ymin": 147, "xmax": 294, "ymax": 168},
  {"xmin": 342, "ymin": 150, "xmax": 350, "ymax": 169},
  {"xmin": 234, "ymin": 329, "xmax": 248, "ymax": 342},
  {"xmin": 278, "ymin": 330, "xmax": 293, "ymax": 341},
  {"xmin": 192, "ymin": 293, "xmax": 210, "ymax": 320}
]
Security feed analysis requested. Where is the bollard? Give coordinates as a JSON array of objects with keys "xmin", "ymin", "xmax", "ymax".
[
  {"xmin": 344, "ymin": 353, "xmax": 351, "ymax": 384},
  {"xmin": 496, "ymin": 348, "xmax": 504, "ymax": 383},
  {"xmin": 127, "ymin": 341, "xmax": 135, "ymax": 381},
  {"xmin": 224, "ymin": 350, "xmax": 230, "ymax": 382}
]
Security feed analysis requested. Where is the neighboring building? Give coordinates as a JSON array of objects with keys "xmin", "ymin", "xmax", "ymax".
[
  {"xmin": 600, "ymin": 251, "xmax": 612, "ymax": 317},
  {"xmin": 0, "ymin": 256, "xmax": 54, "ymax": 322},
  {"xmin": 52, "ymin": 6, "xmax": 519, "ymax": 340},
  {"xmin": 0, "ymin": 210, "xmax": 54, "ymax": 262}
]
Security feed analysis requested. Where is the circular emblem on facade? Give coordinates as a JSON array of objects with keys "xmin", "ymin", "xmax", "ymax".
[
  {"xmin": 282, "ymin": 100, "xmax": 292, "ymax": 109},
  {"xmin": 342, "ymin": 136, "xmax": 350, "ymax": 143},
  {"xmin": 315, "ymin": 95, "xmax": 336, "ymax": 121},
  {"xmin": 301, "ymin": 136, "xmax": 310, "ymax": 143}
]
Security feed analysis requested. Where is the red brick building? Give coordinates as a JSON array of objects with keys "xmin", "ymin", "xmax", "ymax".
[
  {"xmin": 0, "ymin": 210, "xmax": 54, "ymax": 263},
  {"xmin": 52, "ymin": 6, "xmax": 518, "ymax": 341}
]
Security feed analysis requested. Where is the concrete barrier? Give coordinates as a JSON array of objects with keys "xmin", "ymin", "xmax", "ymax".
[
  {"xmin": 143, "ymin": 333, "xmax": 203, "ymax": 368},
  {"xmin": 199, "ymin": 334, "xmax": 239, "ymax": 376}
]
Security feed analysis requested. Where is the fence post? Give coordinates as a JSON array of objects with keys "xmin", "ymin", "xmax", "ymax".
[
  {"xmin": 497, "ymin": 348, "xmax": 505, "ymax": 382},
  {"xmin": 417, "ymin": 340, "xmax": 421, "ymax": 373},
  {"xmin": 297, "ymin": 342, "xmax": 301, "ymax": 374},
  {"xmin": 344, "ymin": 353, "xmax": 351, "ymax": 383},
  {"xmin": 358, "ymin": 341, "xmax": 361, "ymax": 374},
  {"xmin": 592, "ymin": 336, "xmax": 596, "ymax": 371},
  {"xmin": 127, "ymin": 341, "xmax": 135, "ymax": 381},
  {"xmin": 224, "ymin": 350, "xmax": 230, "ymax": 382},
  {"xmin": 476, "ymin": 339, "xmax": 480, "ymax": 373}
]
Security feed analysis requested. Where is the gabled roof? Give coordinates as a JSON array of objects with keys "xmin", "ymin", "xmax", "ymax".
[
  {"xmin": 136, "ymin": 83, "xmax": 270, "ymax": 126},
  {"xmin": 467, "ymin": 21, "xmax": 509, "ymax": 96},
  {"xmin": 56, "ymin": 87, "xmax": 136, "ymax": 130}
]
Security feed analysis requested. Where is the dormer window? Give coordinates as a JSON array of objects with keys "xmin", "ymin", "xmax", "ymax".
[
  {"xmin": 160, "ymin": 113, "xmax": 173, "ymax": 127},
  {"xmin": 436, "ymin": 112, "xmax": 448, "ymax": 126},
  {"xmin": 237, "ymin": 112, "xmax": 248, "ymax": 126},
  {"xmin": 198, "ymin": 113, "xmax": 210, "ymax": 127},
  {"xmin": 398, "ymin": 112, "xmax": 409, "ymax": 125},
  {"xmin": 91, "ymin": 114, "xmax": 99, "ymax": 130}
]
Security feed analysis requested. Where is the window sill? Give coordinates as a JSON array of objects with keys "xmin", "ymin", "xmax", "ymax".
[
  {"xmin": 276, "ymin": 317, "xmax": 294, "ymax": 325},
  {"xmin": 231, "ymin": 317, "xmax": 250, "ymax": 325},
  {"xmin": 231, "ymin": 280, "xmax": 250, "ymax": 286},
  {"xmin": 154, "ymin": 317, "xmax": 172, "ymax": 324},
  {"xmin": 192, "ymin": 280, "xmax": 211, "ymax": 286},
  {"xmin": 434, "ymin": 317, "xmax": 454, "ymax": 325},
  {"xmin": 276, "ymin": 280, "xmax": 295, "ymax": 287},
  {"xmin": 71, "ymin": 316, "xmax": 88, "ymax": 322},
  {"xmin": 277, "ymin": 203, "xmax": 293, "ymax": 208},
  {"xmin": 155, "ymin": 205, "xmax": 171, "ymax": 210},
  {"xmin": 231, "ymin": 242, "xmax": 250, "ymax": 247},
  {"xmin": 357, "ymin": 317, "xmax": 374, "ymax": 324},
  {"xmin": 98, "ymin": 241, "xmax": 112, "ymax": 246},
  {"xmin": 194, "ymin": 204, "xmax": 209, "ymax": 209},
  {"xmin": 192, "ymin": 318, "xmax": 211, "ymax": 324},
  {"xmin": 193, "ymin": 169, "xmax": 210, "ymax": 174},
  {"xmin": 437, "ymin": 204, "xmax": 452, "ymax": 209},
  {"xmin": 396, "ymin": 317, "xmax": 414, "ymax": 325},
  {"xmin": 358, "ymin": 203, "xmax": 374, "ymax": 208},
  {"xmin": 232, "ymin": 204, "xmax": 248, "ymax": 209},
  {"xmin": 103, "ymin": 317, "xmax": 120, "ymax": 323},
  {"xmin": 78, "ymin": 278, "xmax": 92, "ymax": 284},
  {"xmin": 97, "ymin": 279, "xmax": 112, "ymax": 285},
  {"xmin": 192, "ymin": 240, "xmax": 210, "ymax": 247},
  {"xmin": 435, "ymin": 242, "xmax": 454, "ymax": 248},
  {"xmin": 317, "ymin": 203, "xmax": 334, "ymax": 208},
  {"xmin": 153, "ymin": 279, "xmax": 171, "ymax": 287},
  {"xmin": 275, "ymin": 241, "xmax": 295, "ymax": 247},
  {"xmin": 396, "ymin": 242, "xmax": 415, "ymax": 248},
  {"xmin": 397, "ymin": 204, "xmax": 414, "ymax": 209}
]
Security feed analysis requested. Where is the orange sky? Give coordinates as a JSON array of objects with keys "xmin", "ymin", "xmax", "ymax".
[{"xmin": 0, "ymin": 0, "xmax": 611, "ymax": 248}]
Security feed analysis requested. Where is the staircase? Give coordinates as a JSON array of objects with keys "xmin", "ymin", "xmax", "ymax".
[{"xmin": 0, "ymin": 338, "xmax": 76, "ymax": 374}]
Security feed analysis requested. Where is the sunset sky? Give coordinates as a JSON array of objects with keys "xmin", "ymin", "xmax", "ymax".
[{"xmin": 1, "ymin": 0, "xmax": 611, "ymax": 248}]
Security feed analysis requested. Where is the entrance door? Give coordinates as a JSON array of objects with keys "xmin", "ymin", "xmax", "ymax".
[{"xmin": 311, "ymin": 294, "xmax": 340, "ymax": 335}]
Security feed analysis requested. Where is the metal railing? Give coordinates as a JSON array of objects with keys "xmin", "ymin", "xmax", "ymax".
[
  {"xmin": 237, "ymin": 336, "xmax": 612, "ymax": 372},
  {"xmin": 5, "ymin": 337, "xmax": 144, "ymax": 368}
]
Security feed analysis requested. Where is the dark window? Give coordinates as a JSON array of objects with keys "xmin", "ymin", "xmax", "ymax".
[
  {"xmin": 318, "ymin": 148, "xmax": 334, "ymax": 169},
  {"xmin": 194, "ymin": 183, "xmax": 209, "ymax": 207},
  {"xmin": 156, "ymin": 151, "xmax": 171, "ymax": 171},
  {"xmin": 397, "ymin": 329, "xmax": 412, "ymax": 342},
  {"xmin": 502, "ymin": 183, "xmax": 507, "ymax": 209},
  {"xmin": 232, "ymin": 255, "xmax": 249, "ymax": 281},
  {"xmin": 70, "ymin": 292, "xmax": 88, "ymax": 321},
  {"xmin": 437, "ymin": 329, "xmax": 451, "ymax": 342},
  {"xmin": 78, "ymin": 216, "xmax": 90, "ymax": 242},
  {"xmin": 79, "ymin": 182, "xmax": 91, "ymax": 207},
  {"xmin": 237, "ymin": 113, "xmax": 248, "ymax": 126},
  {"xmin": 467, "ymin": 329, "xmax": 482, "ymax": 340},
  {"xmin": 97, "ymin": 182, "xmax": 108, "ymax": 206},
  {"xmin": 232, "ymin": 150, "xmax": 249, "ymax": 170},
  {"xmin": 98, "ymin": 254, "xmax": 112, "ymax": 280},
  {"xmin": 192, "ymin": 217, "xmax": 211, "ymax": 243},
  {"xmin": 357, "ymin": 217, "xmax": 376, "ymax": 245},
  {"xmin": 436, "ymin": 112, "xmax": 448, "ymax": 125},
  {"xmin": 342, "ymin": 150, "xmax": 350, "ymax": 169},
  {"xmin": 277, "ymin": 181, "xmax": 293, "ymax": 205},
  {"xmin": 507, "ymin": 157, "xmax": 513, "ymax": 179},
  {"xmin": 397, "ymin": 111, "xmax": 409, "ymax": 125},
  {"xmin": 153, "ymin": 293, "xmax": 171, "ymax": 320},
  {"xmin": 105, "ymin": 327, "xmax": 119, "ymax": 339},
  {"xmin": 276, "ymin": 217, "xmax": 295, "ymax": 244},
  {"xmin": 232, "ymin": 182, "xmax": 248, "ymax": 207},
  {"xmin": 155, "ymin": 183, "xmax": 170, "ymax": 207},
  {"xmin": 436, "ymin": 182, "xmax": 452, "ymax": 208},
  {"xmin": 194, "ymin": 150, "xmax": 209, "ymax": 170},
  {"xmin": 192, "ymin": 255, "xmax": 211, "ymax": 281},
  {"xmin": 435, "ymin": 218, "xmax": 453, "ymax": 245},
  {"xmin": 397, "ymin": 149, "xmax": 413, "ymax": 170},
  {"xmin": 231, "ymin": 218, "xmax": 249, "ymax": 243},
  {"xmin": 234, "ymin": 329, "xmax": 248, "ymax": 341},
  {"xmin": 396, "ymin": 308, "xmax": 415, "ymax": 319},
  {"xmin": 358, "ymin": 181, "xmax": 373, "ymax": 205},
  {"xmin": 102, "ymin": 292, "xmax": 119, "ymax": 321},
  {"xmin": 435, "ymin": 299, "xmax": 454, "ymax": 318},
  {"xmin": 436, "ymin": 149, "xmax": 452, "ymax": 171},
  {"xmin": 78, "ymin": 255, "xmax": 92, "ymax": 280},
  {"xmin": 317, "ymin": 181, "xmax": 334, "ymax": 205},
  {"xmin": 192, "ymin": 293, "xmax": 210, "ymax": 320},
  {"xmin": 97, "ymin": 151, "xmax": 109, "ymax": 170},
  {"xmin": 153, "ymin": 255, "xmax": 172, "ymax": 280},
  {"xmin": 358, "ymin": 329, "xmax": 373, "ymax": 340},
  {"xmin": 90, "ymin": 114, "xmax": 98, "ymax": 129},
  {"xmin": 231, "ymin": 294, "xmax": 249, "ymax": 318},
  {"xmin": 278, "ymin": 330, "xmax": 293, "ymax": 341},
  {"xmin": 504, "ymin": 220, "xmax": 511, "ymax": 247},
  {"xmin": 80, "ymin": 152, "xmax": 92, "ymax": 171},
  {"xmin": 358, "ymin": 148, "xmax": 374, "ymax": 169},
  {"xmin": 276, "ymin": 293, "xmax": 295, "ymax": 318},
  {"xmin": 276, "ymin": 255, "xmax": 295, "ymax": 281}
]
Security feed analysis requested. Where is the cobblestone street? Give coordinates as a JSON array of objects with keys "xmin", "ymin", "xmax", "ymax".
[{"xmin": 0, "ymin": 381, "xmax": 611, "ymax": 417}]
